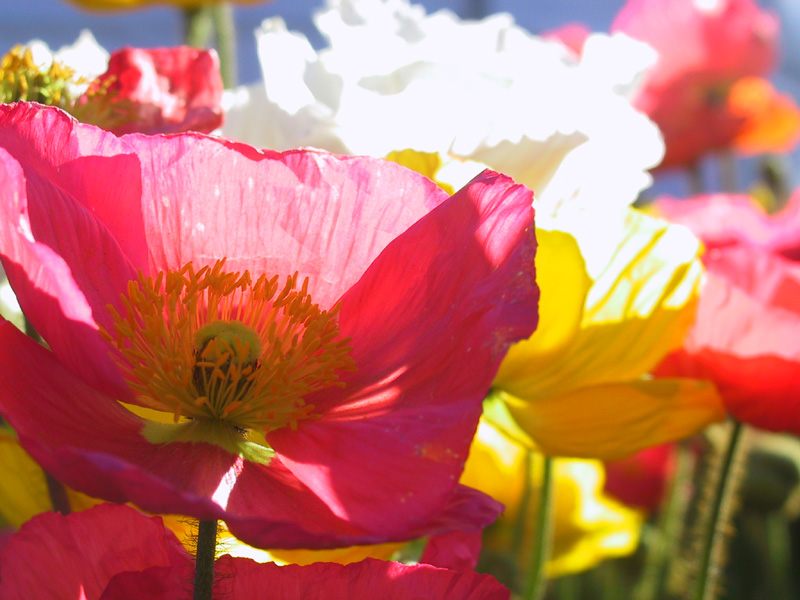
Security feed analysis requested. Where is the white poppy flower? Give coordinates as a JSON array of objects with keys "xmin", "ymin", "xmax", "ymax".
[
  {"xmin": 223, "ymin": 0, "xmax": 665, "ymax": 273},
  {"xmin": 22, "ymin": 31, "xmax": 110, "ymax": 97}
]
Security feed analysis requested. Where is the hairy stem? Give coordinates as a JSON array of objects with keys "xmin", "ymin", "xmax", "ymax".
[
  {"xmin": 634, "ymin": 443, "xmax": 696, "ymax": 600},
  {"xmin": 692, "ymin": 421, "xmax": 745, "ymax": 600},
  {"xmin": 193, "ymin": 519, "xmax": 218, "ymax": 600}
]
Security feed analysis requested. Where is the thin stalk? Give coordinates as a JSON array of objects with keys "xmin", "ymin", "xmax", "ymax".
[
  {"xmin": 634, "ymin": 443, "xmax": 696, "ymax": 600},
  {"xmin": 523, "ymin": 455, "xmax": 554, "ymax": 600},
  {"xmin": 718, "ymin": 151, "xmax": 738, "ymax": 193},
  {"xmin": 193, "ymin": 519, "xmax": 218, "ymax": 600},
  {"xmin": 211, "ymin": 2, "xmax": 237, "ymax": 88},
  {"xmin": 687, "ymin": 163, "xmax": 705, "ymax": 196},
  {"xmin": 692, "ymin": 421, "xmax": 745, "ymax": 600},
  {"xmin": 758, "ymin": 155, "xmax": 790, "ymax": 210},
  {"xmin": 512, "ymin": 450, "xmax": 534, "ymax": 558},
  {"xmin": 765, "ymin": 511, "xmax": 792, "ymax": 600},
  {"xmin": 183, "ymin": 7, "xmax": 214, "ymax": 48}
]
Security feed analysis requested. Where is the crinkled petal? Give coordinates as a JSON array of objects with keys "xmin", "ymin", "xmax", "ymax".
[
  {"xmin": 502, "ymin": 379, "xmax": 724, "ymax": 459},
  {"xmin": 269, "ymin": 170, "xmax": 537, "ymax": 537},
  {"xmin": 0, "ymin": 504, "xmax": 189, "ymax": 600},
  {"xmin": 119, "ymin": 130, "xmax": 450, "ymax": 310}
]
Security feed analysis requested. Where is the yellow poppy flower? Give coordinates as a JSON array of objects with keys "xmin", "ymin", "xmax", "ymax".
[
  {"xmin": 462, "ymin": 417, "xmax": 642, "ymax": 578},
  {"xmin": 66, "ymin": 0, "xmax": 265, "ymax": 11},
  {"xmin": 389, "ymin": 149, "xmax": 725, "ymax": 460},
  {"xmin": 496, "ymin": 214, "xmax": 724, "ymax": 460}
]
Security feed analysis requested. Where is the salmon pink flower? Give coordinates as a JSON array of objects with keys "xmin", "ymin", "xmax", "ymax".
[
  {"xmin": 613, "ymin": 0, "xmax": 800, "ymax": 168},
  {"xmin": 654, "ymin": 193, "xmax": 800, "ymax": 433},
  {"xmin": 655, "ymin": 192, "xmax": 800, "ymax": 260},
  {"xmin": 657, "ymin": 246, "xmax": 800, "ymax": 433},
  {"xmin": 0, "ymin": 504, "xmax": 509, "ymax": 599},
  {"xmin": 0, "ymin": 102, "xmax": 538, "ymax": 549}
]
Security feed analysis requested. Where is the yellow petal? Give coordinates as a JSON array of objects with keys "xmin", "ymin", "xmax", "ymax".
[
  {"xmin": 495, "ymin": 228, "xmax": 590, "ymax": 393},
  {"xmin": 461, "ymin": 418, "xmax": 642, "ymax": 578},
  {"xmin": 0, "ymin": 427, "xmax": 51, "ymax": 527},
  {"xmin": 385, "ymin": 148, "xmax": 484, "ymax": 195},
  {"xmin": 0, "ymin": 426, "xmax": 98, "ymax": 527},
  {"xmin": 504, "ymin": 379, "xmax": 725, "ymax": 460},
  {"xmin": 500, "ymin": 209, "xmax": 704, "ymax": 401}
]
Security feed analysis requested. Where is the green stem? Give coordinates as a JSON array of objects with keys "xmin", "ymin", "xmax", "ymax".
[
  {"xmin": 211, "ymin": 2, "xmax": 237, "ymax": 88},
  {"xmin": 524, "ymin": 455, "xmax": 554, "ymax": 600},
  {"xmin": 634, "ymin": 443, "xmax": 696, "ymax": 600},
  {"xmin": 692, "ymin": 421, "xmax": 745, "ymax": 600},
  {"xmin": 512, "ymin": 450, "xmax": 534, "ymax": 558},
  {"xmin": 45, "ymin": 472, "xmax": 70, "ymax": 515},
  {"xmin": 193, "ymin": 519, "xmax": 218, "ymax": 600},
  {"xmin": 758, "ymin": 154, "xmax": 790, "ymax": 210},
  {"xmin": 718, "ymin": 151, "xmax": 738, "ymax": 194},
  {"xmin": 183, "ymin": 7, "xmax": 214, "ymax": 48}
]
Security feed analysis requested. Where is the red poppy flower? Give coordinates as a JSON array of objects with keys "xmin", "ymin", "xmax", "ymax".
[
  {"xmin": 73, "ymin": 46, "xmax": 223, "ymax": 135},
  {"xmin": 0, "ymin": 504, "xmax": 509, "ymax": 600},
  {"xmin": 613, "ymin": 0, "xmax": 800, "ymax": 168},
  {"xmin": 656, "ymin": 246, "xmax": 800, "ymax": 433},
  {"xmin": 655, "ymin": 192, "xmax": 800, "ymax": 260},
  {"xmin": 0, "ymin": 103, "xmax": 538, "ymax": 549},
  {"xmin": 604, "ymin": 444, "xmax": 676, "ymax": 512}
]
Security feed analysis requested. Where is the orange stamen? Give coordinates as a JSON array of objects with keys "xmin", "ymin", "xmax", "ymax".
[{"xmin": 105, "ymin": 260, "xmax": 354, "ymax": 434}]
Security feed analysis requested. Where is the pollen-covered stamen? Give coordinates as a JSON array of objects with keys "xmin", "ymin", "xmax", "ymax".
[
  {"xmin": 105, "ymin": 260, "xmax": 354, "ymax": 438},
  {"xmin": 0, "ymin": 45, "xmax": 83, "ymax": 107}
]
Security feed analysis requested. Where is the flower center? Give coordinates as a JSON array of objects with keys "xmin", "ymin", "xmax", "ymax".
[
  {"xmin": 0, "ymin": 45, "xmax": 82, "ymax": 107},
  {"xmin": 105, "ymin": 260, "xmax": 354, "ymax": 461}
]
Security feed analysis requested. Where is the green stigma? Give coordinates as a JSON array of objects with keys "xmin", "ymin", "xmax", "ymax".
[{"xmin": 194, "ymin": 320, "xmax": 262, "ymax": 365}]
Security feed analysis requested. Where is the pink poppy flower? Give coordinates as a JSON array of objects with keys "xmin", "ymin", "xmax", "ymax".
[
  {"xmin": 655, "ymin": 192, "xmax": 800, "ymax": 260},
  {"xmin": 613, "ymin": 0, "xmax": 800, "ymax": 168},
  {"xmin": 0, "ymin": 504, "xmax": 509, "ymax": 600},
  {"xmin": 73, "ymin": 46, "xmax": 223, "ymax": 135},
  {"xmin": 0, "ymin": 102, "xmax": 538, "ymax": 549},
  {"xmin": 656, "ymin": 246, "xmax": 800, "ymax": 433}
]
